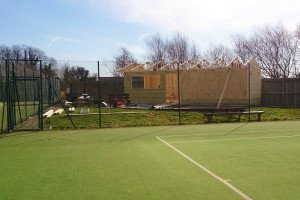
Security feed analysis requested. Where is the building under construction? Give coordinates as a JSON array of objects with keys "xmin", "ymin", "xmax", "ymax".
[{"xmin": 121, "ymin": 57, "xmax": 261, "ymax": 107}]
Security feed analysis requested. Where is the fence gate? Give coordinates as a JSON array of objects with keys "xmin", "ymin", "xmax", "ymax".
[{"xmin": 2, "ymin": 59, "xmax": 43, "ymax": 132}]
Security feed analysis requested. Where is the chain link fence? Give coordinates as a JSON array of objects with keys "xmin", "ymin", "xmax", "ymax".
[
  {"xmin": 42, "ymin": 58, "xmax": 262, "ymax": 130},
  {"xmin": 0, "ymin": 58, "xmax": 268, "ymax": 133},
  {"xmin": 0, "ymin": 59, "xmax": 60, "ymax": 133}
]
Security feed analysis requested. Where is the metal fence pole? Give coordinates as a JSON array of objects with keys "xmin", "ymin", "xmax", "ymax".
[
  {"xmin": 33, "ymin": 69, "xmax": 36, "ymax": 112},
  {"xmin": 23, "ymin": 64, "xmax": 28, "ymax": 118},
  {"xmin": 11, "ymin": 62, "xmax": 17, "ymax": 128},
  {"xmin": 248, "ymin": 62, "xmax": 251, "ymax": 122},
  {"xmin": 98, "ymin": 61, "xmax": 102, "ymax": 128},
  {"xmin": 39, "ymin": 60, "xmax": 43, "ymax": 130},
  {"xmin": 177, "ymin": 62, "xmax": 181, "ymax": 125}
]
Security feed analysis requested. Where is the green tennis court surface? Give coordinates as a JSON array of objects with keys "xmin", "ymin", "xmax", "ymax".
[{"xmin": 1, "ymin": 121, "xmax": 300, "ymax": 199}]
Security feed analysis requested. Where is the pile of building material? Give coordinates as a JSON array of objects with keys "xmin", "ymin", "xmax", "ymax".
[
  {"xmin": 54, "ymin": 109, "xmax": 64, "ymax": 115},
  {"xmin": 43, "ymin": 108, "xmax": 64, "ymax": 118},
  {"xmin": 43, "ymin": 110, "xmax": 54, "ymax": 118}
]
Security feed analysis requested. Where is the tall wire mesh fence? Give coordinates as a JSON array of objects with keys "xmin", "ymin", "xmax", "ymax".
[
  {"xmin": 1, "ymin": 58, "xmax": 270, "ymax": 133},
  {"xmin": 0, "ymin": 59, "xmax": 60, "ymax": 133},
  {"xmin": 43, "ymin": 59, "xmax": 263, "ymax": 130}
]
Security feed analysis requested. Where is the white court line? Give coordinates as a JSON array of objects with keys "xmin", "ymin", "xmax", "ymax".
[
  {"xmin": 156, "ymin": 136, "xmax": 252, "ymax": 200},
  {"xmin": 169, "ymin": 134, "xmax": 300, "ymax": 144},
  {"xmin": 158, "ymin": 128, "xmax": 300, "ymax": 138}
]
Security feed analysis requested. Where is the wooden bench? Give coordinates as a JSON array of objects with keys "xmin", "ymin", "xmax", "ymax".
[{"xmin": 204, "ymin": 111, "xmax": 265, "ymax": 123}]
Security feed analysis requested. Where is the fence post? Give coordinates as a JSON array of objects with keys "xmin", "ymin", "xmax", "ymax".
[
  {"xmin": 39, "ymin": 60, "xmax": 43, "ymax": 130},
  {"xmin": 177, "ymin": 62, "xmax": 181, "ymax": 125},
  {"xmin": 98, "ymin": 61, "xmax": 102, "ymax": 128},
  {"xmin": 283, "ymin": 78, "xmax": 286, "ymax": 107},
  {"xmin": 23, "ymin": 64, "xmax": 28, "ymax": 118},
  {"xmin": 33, "ymin": 69, "xmax": 36, "ymax": 112},
  {"xmin": 248, "ymin": 62, "xmax": 251, "ymax": 122}
]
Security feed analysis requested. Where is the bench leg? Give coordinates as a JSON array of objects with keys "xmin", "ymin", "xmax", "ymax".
[
  {"xmin": 238, "ymin": 115, "xmax": 241, "ymax": 122},
  {"xmin": 207, "ymin": 116, "xmax": 212, "ymax": 123},
  {"xmin": 258, "ymin": 114, "xmax": 261, "ymax": 121}
]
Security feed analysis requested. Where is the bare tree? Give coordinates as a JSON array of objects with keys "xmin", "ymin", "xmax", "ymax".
[
  {"xmin": 296, "ymin": 24, "xmax": 300, "ymax": 40},
  {"xmin": 232, "ymin": 34, "xmax": 252, "ymax": 63},
  {"xmin": 23, "ymin": 46, "xmax": 47, "ymax": 67},
  {"xmin": 144, "ymin": 33, "xmax": 166, "ymax": 63},
  {"xmin": 71, "ymin": 66, "xmax": 90, "ymax": 80},
  {"xmin": 113, "ymin": 46, "xmax": 136, "ymax": 77},
  {"xmin": 59, "ymin": 64, "xmax": 73, "ymax": 91},
  {"xmin": 0, "ymin": 45, "xmax": 12, "ymax": 60},
  {"xmin": 43, "ymin": 57, "xmax": 58, "ymax": 76},
  {"xmin": 189, "ymin": 43, "xmax": 201, "ymax": 64},
  {"xmin": 166, "ymin": 32, "xmax": 189, "ymax": 63},
  {"xmin": 0, "ymin": 45, "xmax": 58, "ymax": 75},
  {"xmin": 99, "ymin": 60, "xmax": 115, "ymax": 77},
  {"xmin": 11, "ymin": 45, "xmax": 23, "ymax": 61},
  {"xmin": 144, "ymin": 32, "xmax": 201, "ymax": 64},
  {"xmin": 234, "ymin": 24, "xmax": 299, "ymax": 78},
  {"xmin": 296, "ymin": 24, "xmax": 300, "ymax": 77},
  {"xmin": 204, "ymin": 43, "xmax": 234, "ymax": 63}
]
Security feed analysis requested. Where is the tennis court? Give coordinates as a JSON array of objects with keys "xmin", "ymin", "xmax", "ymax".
[{"xmin": 1, "ymin": 120, "xmax": 300, "ymax": 199}]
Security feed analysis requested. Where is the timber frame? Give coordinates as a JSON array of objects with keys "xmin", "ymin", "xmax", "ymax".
[{"xmin": 121, "ymin": 57, "xmax": 261, "ymax": 107}]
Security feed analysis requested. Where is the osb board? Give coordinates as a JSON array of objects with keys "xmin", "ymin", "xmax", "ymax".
[
  {"xmin": 124, "ymin": 63, "xmax": 262, "ymax": 106},
  {"xmin": 144, "ymin": 75, "xmax": 161, "ymax": 89},
  {"xmin": 127, "ymin": 91, "xmax": 166, "ymax": 104},
  {"xmin": 166, "ymin": 73, "xmax": 178, "ymax": 102},
  {"xmin": 180, "ymin": 68, "xmax": 248, "ymax": 104},
  {"xmin": 248, "ymin": 60, "xmax": 262, "ymax": 103}
]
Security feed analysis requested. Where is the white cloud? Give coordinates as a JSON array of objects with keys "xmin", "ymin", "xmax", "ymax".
[
  {"xmin": 79, "ymin": 0, "xmax": 300, "ymax": 45},
  {"xmin": 111, "ymin": 0, "xmax": 299, "ymax": 29},
  {"xmin": 128, "ymin": 45, "xmax": 146, "ymax": 58}
]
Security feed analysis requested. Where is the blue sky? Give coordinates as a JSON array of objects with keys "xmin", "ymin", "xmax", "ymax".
[
  {"xmin": 1, "ymin": 0, "xmax": 300, "ymax": 65},
  {"xmin": 0, "ymin": 0, "xmax": 147, "ymax": 62}
]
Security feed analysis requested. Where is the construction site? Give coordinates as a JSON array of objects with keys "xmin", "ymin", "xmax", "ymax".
[{"xmin": 121, "ymin": 57, "xmax": 261, "ymax": 109}]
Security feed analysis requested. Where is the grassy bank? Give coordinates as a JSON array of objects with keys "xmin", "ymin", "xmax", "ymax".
[{"xmin": 47, "ymin": 107, "xmax": 300, "ymax": 129}]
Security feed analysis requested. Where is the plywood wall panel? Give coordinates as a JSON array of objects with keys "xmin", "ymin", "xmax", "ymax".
[
  {"xmin": 166, "ymin": 73, "xmax": 178, "ymax": 102},
  {"xmin": 124, "ymin": 58, "xmax": 262, "ymax": 106}
]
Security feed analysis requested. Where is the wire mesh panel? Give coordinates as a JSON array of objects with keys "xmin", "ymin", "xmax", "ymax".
[
  {"xmin": 45, "ymin": 60, "xmax": 99, "ymax": 129},
  {"xmin": 41, "ymin": 58, "xmax": 260, "ymax": 129},
  {"xmin": 0, "ymin": 59, "xmax": 62, "ymax": 132},
  {"xmin": 0, "ymin": 60, "xmax": 40, "ymax": 131},
  {"xmin": 0, "ymin": 60, "xmax": 6, "ymax": 133},
  {"xmin": 0, "ymin": 57, "xmax": 265, "ymax": 132}
]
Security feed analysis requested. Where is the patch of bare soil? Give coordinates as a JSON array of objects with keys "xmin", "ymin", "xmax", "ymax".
[{"xmin": 15, "ymin": 104, "xmax": 62, "ymax": 130}]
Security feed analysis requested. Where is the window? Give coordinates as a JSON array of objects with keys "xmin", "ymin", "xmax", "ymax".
[{"xmin": 132, "ymin": 76, "xmax": 144, "ymax": 89}]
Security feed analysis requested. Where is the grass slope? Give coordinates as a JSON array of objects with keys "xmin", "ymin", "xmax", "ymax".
[{"xmin": 47, "ymin": 107, "xmax": 300, "ymax": 129}]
